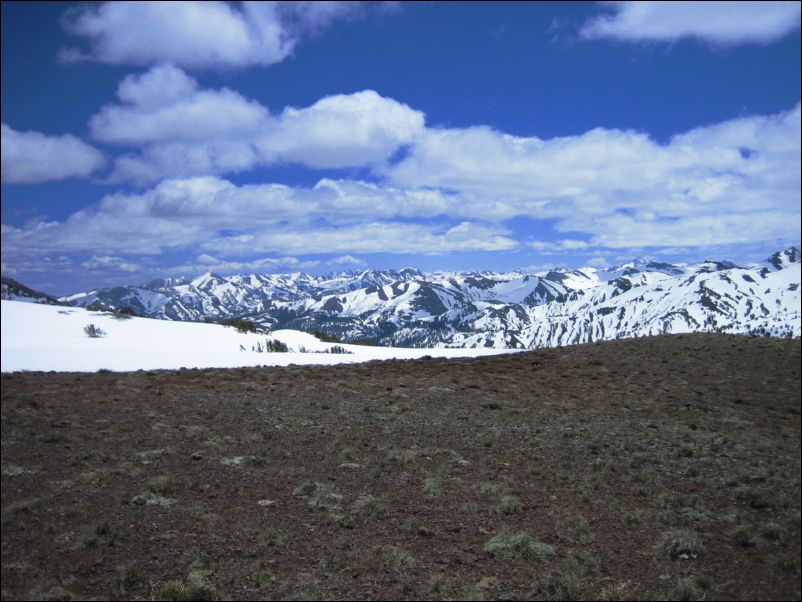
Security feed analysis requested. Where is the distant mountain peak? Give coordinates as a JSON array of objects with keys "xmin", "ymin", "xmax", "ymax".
[
  {"xmin": 767, "ymin": 245, "xmax": 801, "ymax": 270},
  {"xmin": 39, "ymin": 246, "xmax": 800, "ymax": 347},
  {"xmin": 1, "ymin": 276, "xmax": 63, "ymax": 304}
]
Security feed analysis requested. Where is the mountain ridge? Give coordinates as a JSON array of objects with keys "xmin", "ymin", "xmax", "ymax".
[{"xmin": 11, "ymin": 246, "xmax": 802, "ymax": 348}]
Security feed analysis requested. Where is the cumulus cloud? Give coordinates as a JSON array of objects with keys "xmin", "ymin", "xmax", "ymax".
[
  {"xmin": 60, "ymin": 1, "xmax": 363, "ymax": 69},
  {"xmin": 1, "ymin": 123, "xmax": 105, "ymax": 184},
  {"xmin": 529, "ymin": 239, "xmax": 590, "ymax": 253},
  {"xmin": 89, "ymin": 65, "xmax": 268, "ymax": 145},
  {"xmin": 171, "ymin": 254, "xmax": 319, "ymax": 275},
  {"xmin": 257, "ymin": 91, "xmax": 425, "ymax": 168},
  {"xmin": 0, "ymin": 175, "xmax": 512, "ymax": 262},
  {"xmin": 580, "ymin": 1, "xmax": 801, "ymax": 45},
  {"xmin": 3, "ymin": 103, "xmax": 798, "ymax": 274},
  {"xmin": 585, "ymin": 211, "xmax": 799, "ymax": 249},
  {"xmin": 200, "ymin": 221, "xmax": 517, "ymax": 256},
  {"xmin": 92, "ymin": 67, "xmax": 425, "ymax": 184},
  {"xmin": 385, "ymin": 104, "xmax": 801, "ymax": 249},
  {"xmin": 81, "ymin": 255, "xmax": 141, "ymax": 272},
  {"xmin": 330, "ymin": 255, "xmax": 367, "ymax": 267}
]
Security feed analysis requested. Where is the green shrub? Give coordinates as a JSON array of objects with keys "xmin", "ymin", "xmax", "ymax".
[
  {"xmin": 147, "ymin": 475, "xmax": 180, "ymax": 495},
  {"xmin": 423, "ymin": 474, "xmax": 445, "ymax": 496},
  {"xmin": 658, "ymin": 529, "xmax": 703, "ymax": 559},
  {"xmin": 159, "ymin": 579, "xmax": 221, "ymax": 601},
  {"xmin": 309, "ymin": 330, "xmax": 343, "ymax": 343},
  {"xmin": 352, "ymin": 495, "xmax": 387, "ymax": 519},
  {"xmin": 731, "ymin": 526, "xmax": 757, "ymax": 547},
  {"xmin": 534, "ymin": 570, "xmax": 580, "ymax": 601},
  {"xmin": 496, "ymin": 495, "xmax": 523, "ymax": 515},
  {"xmin": 485, "ymin": 527, "xmax": 555, "ymax": 561},
  {"xmin": 761, "ymin": 522, "xmax": 782, "ymax": 540},
  {"xmin": 293, "ymin": 480, "xmax": 342, "ymax": 510},
  {"xmin": 370, "ymin": 545, "xmax": 416, "ymax": 572},
  {"xmin": 327, "ymin": 345, "xmax": 352, "ymax": 354},
  {"xmin": 263, "ymin": 338, "xmax": 289, "ymax": 352},
  {"xmin": 221, "ymin": 318, "xmax": 259, "ymax": 334},
  {"xmin": 668, "ymin": 577, "xmax": 701, "ymax": 601}
]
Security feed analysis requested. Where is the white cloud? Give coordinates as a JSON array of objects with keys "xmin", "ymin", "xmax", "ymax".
[
  {"xmin": 257, "ymin": 90, "xmax": 425, "ymax": 168},
  {"xmin": 93, "ymin": 67, "xmax": 425, "ymax": 183},
  {"xmin": 330, "ymin": 255, "xmax": 367, "ymax": 267},
  {"xmin": 385, "ymin": 104, "xmax": 801, "ymax": 249},
  {"xmin": 3, "ymin": 101, "xmax": 799, "ymax": 272},
  {"xmin": 309, "ymin": 178, "xmax": 451, "ymax": 222},
  {"xmin": 584, "ymin": 212, "xmax": 801, "ymax": 249},
  {"xmin": 586, "ymin": 257, "xmax": 610, "ymax": 269},
  {"xmin": 110, "ymin": 142, "xmax": 262, "ymax": 185},
  {"xmin": 200, "ymin": 221, "xmax": 517, "ymax": 256},
  {"xmin": 529, "ymin": 239, "xmax": 590, "ymax": 253},
  {"xmin": 90, "ymin": 65, "xmax": 268, "ymax": 145},
  {"xmin": 1, "ymin": 123, "xmax": 105, "ymax": 184},
  {"xmin": 580, "ymin": 1, "xmax": 801, "ymax": 45},
  {"xmin": 60, "ymin": 1, "xmax": 363, "ymax": 69},
  {"xmin": 170, "ymin": 254, "xmax": 319, "ymax": 275},
  {"xmin": 0, "ymin": 175, "xmax": 513, "ymax": 261},
  {"xmin": 115, "ymin": 62, "xmax": 198, "ymax": 110},
  {"xmin": 81, "ymin": 255, "xmax": 141, "ymax": 272}
]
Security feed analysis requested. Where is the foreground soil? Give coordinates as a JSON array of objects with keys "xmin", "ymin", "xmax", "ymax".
[{"xmin": 2, "ymin": 334, "xmax": 800, "ymax": 601}]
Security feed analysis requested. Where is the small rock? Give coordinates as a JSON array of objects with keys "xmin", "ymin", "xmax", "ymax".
[
  {"xmin": 475, "ymin": 576, "xmax": 500, "ymax": 590},
  {"xmin": 220, "ymin": 456, "xmax": 247, "ymax": 466},
  {"xmin": 257, "ymin": 499, "xmax": 276, "ymax": 507}
]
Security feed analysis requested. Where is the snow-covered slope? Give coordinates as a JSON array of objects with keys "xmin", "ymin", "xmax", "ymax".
[
  {"xmin": 0, "ymin": 300, "xmax": 507, "ymax": 372},
  {"xmin": 54, "ymin": 246, "xmax": 801, "ymax": 349},
  {"xmin": 452, "ymin": 260, "xmax": 800, "ymax": 348}
]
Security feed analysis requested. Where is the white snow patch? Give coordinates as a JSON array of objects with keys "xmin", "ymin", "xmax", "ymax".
[{"xmin": 1, "ymin": 300, "xmax": 511, "ymax": 372}]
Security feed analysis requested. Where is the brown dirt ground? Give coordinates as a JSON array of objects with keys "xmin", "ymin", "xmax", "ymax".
[{"xmin": 1, "ymin": 333, "xmax": 800, "ymax": 601}]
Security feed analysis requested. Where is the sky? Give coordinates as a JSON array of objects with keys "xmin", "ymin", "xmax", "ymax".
[{"xmin": 1, "ymin": 1, "xmax": 800, "ymax": 296}]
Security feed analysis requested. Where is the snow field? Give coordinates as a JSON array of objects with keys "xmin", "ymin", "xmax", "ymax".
[{"xmin": 1, "ymin": 300, "xmax": 509, "ymax": 372}]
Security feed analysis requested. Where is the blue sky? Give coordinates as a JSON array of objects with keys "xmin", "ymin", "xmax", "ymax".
[{"xmin": 2, "ymin": 1, "xmax": 800, "ymax": 295}]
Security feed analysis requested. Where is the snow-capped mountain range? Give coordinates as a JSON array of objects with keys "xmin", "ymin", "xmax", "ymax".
[{"xmin": 30, "ymin": 246, "xmax": 802, "ymax": 348}]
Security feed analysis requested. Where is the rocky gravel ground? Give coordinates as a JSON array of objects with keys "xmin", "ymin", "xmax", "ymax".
[{"xmin": 2, "ymin": 333, "xmax": 800, "ymax": 600}]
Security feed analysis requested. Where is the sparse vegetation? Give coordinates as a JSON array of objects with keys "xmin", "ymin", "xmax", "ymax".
[
  {"xmin": 484, "ymin": 527, "xmax": 555, "ymax": 561},
  {"xmin": 731, "ymin": 525, "xmax": 757, "ymax": 547},
  {"xmin": 352, "ymin": 494, "xmax": 387, "ymax": 519},
  {"xmin": 668, "ymin": 576, "xmax": 701, "ymax": 601},
  {"xmin": 293, "ymin": 480, "xmax": 342, "ymax": 510},
  {"xmin": 221, "ymin": 318, "xmax": 260, "ymax": 334},
  {"xmin": 1, "ymin": 334, "xmax": 799, "ymax": 601},
  {"xmin": 84, "ymin": 323, "xmax": 106, "ymax": 338},
  {"xmin": 658, "ymin": 528, "xmax": 703, "ymax": 559},
  {"xmin": 258, "ymin": 338, "xmax": 289, "ymax": 352},
  {"xmin": 308, "ymin": 330, "xmax": 343, "ymax": 343},
  {"xmin": 159, "ymin": 579, "xmax": 221, "ymax": 601},
  {"xmin": 496, "ymin": 494, "xmax": 523, "ymax": 515},
  {"xmin": 369, "ymin": 545, "xmax": 416, "ymax": 573},
  {"xmin": 327, "ymin": 345, "xmax": 351, "ymax": 354}
]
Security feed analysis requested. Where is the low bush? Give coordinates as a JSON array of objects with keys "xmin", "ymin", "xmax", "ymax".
[
  {"xmin": 221, "ymin": 318, "xmax": 259, "ymax": 333},
  {"xmin": 84, "ymin": 324, "xmax": 106, "ymax": 338},
  {"xmin": 327, "ymin": 345, "xmax": 352, "ymax": 354},
  {"xmin": 658, "ymin": 528, "xmax": 703, "ymax": 559},
  {"xmin": 264, "ymin": 339, "xmax": 289, "ymax": 352},
  {"xmin": 485, "ymin": 527, "xmax": 555, "ymax": 561}
]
